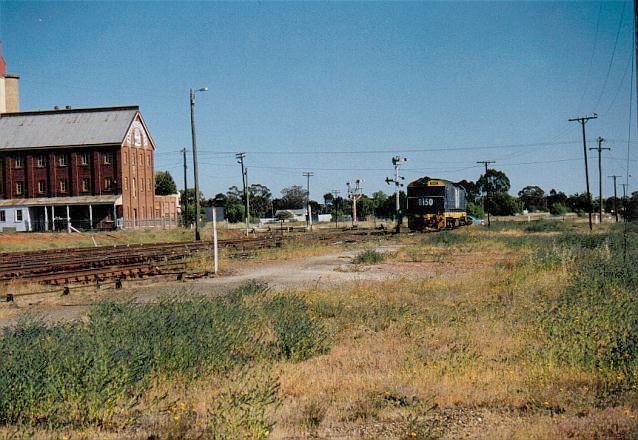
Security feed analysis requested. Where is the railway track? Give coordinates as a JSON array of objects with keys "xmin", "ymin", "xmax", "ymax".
[
  {"xmin": 0, "ymin": 236, "xmax": 284, "ymax": 285},
  {"xmin": 0, "ymin": 228, "xmax": 390, "ymax": 287}
]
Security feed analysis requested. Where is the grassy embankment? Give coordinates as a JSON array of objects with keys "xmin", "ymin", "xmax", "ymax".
[{"xmin": 0, "ymin": 222, "xmax": 636, "ymax": 438}]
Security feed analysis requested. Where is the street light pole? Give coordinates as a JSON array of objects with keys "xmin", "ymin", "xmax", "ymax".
[{"xmin": 190, "ymin": 87, "xmax": 208, "ymax": 241}]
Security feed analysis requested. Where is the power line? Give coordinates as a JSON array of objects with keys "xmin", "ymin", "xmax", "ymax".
[
  {"xmin": 576, "ymin": 0, "xmax": 604, "ymax": 112},
  {"xmin": 593, "ymin": 1, "xmax": 627, "ymax": 111}
]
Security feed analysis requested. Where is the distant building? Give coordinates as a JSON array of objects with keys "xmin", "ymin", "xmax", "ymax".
[
  {"xmin": 0, "ymin": 46, "xmax": 178, "ymax": 232},
  {"xmin": 274, "ymin": 209, "xmax": 307, "ymax": 222},
  {"xmin": 0, "ymin": 43, "xmax": 19, "ymax": 114}
]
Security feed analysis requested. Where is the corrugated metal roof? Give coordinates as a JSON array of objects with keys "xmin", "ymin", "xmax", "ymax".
[
  {"xmin": 0, "ymin": 195, "xmax": 121, "ymax": 207},
  {"xmin": 0, "ymin": 106, "xmax": 138, "ymax": 150}
]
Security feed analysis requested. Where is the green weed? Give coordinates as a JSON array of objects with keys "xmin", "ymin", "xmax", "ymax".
[
  {"xmin": 0, "ymin": 283, "xmax": 329, "ymax": 429},
  {"xmin": 540, "ymin": 231, "xmax": 638, "ymax": 399},
  {"xmin": 353, "ymin": 249, "xmax": 386, "ymax": 264}
]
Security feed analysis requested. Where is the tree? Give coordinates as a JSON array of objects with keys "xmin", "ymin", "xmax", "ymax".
[
  {"xmin": 180, "ymin": 188, "xmax": 205, "ymax": 225},
  {"xmin": 248, "ymin": 184, "xmax": 272, "ymax": 218},
  {"xmin": 155, "ymin": 171, "xmax": 177, "ymax": 195},
  {"xmin": 546, "ymin": 189, "xmax": 568, "ymax": 213},
  {"xmin": 457, "ymin": 180, "xmax": 479, "ymax": 204},
  {"xmin": 476, "ymin": 169, "xmax": 515, "ymax": 216},
  {"xmin": 487, "ymin": 192, "xmax": 521, "ymax": 216},
  {"xmin": 565, "ymin": 192, "xmax": 592, "ymax": 215},
  {"xmin": 476, "ymin": 169, "xmax": 511, "ymax": 195},
  {"xmin": 280, "ymin": 185, "xmax": 307, "ymax": 209},
  {"xmin": 518, "ymin": 185, "xmax": 546, "ymax": 212},
  {"xmin": 356, "ymin": 195, "xmax": 375, "ymax": 219}
]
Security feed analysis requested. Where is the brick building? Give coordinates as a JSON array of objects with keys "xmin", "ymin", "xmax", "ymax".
[
  {"xmin": 0, "ymin": 105, "xmax": 180, "ymax": 232},
  {"xmin": 0, "ymin": 46, "xmax": 179, "ymax": 232}
]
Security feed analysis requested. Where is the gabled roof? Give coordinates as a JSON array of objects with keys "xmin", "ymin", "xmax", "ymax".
[{"xmin": 0, "ymin": 106, "xmax": 140, "ymax": 151}]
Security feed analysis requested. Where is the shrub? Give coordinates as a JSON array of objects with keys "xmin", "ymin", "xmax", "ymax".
[
  {"xmin": 524, "ymin": 220, "xmax": 565, "ymax": 233},
  {"xmin": 353, "ymin": 249, "xmax": 385, "ymax": 264},
  {"xmin": 265, "ymin": 296, "xmax": 329, "ymax": 362},
  {"xmin": 549, "ymin": 202, "xmax": 568, "ymax": 216}
]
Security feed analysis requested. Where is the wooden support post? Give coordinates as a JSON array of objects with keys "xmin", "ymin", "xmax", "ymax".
[
  {"xmin": 66, "ymin": 205, "xmax": 71, "ymax": 233},
  {"xmin": 89, "ymin": 204, "xmax": 93, "ymax": 230}
]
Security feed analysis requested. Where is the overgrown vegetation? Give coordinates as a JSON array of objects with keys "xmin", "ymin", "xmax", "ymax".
[
  {"xmin": 352, "ymin": 249, "xmax": 385, "ymax": 264},
  {"xmin": 2, "ymin": 224, "xmax": 638, "ymax": 438},
  {"xmin": 540, "ymin": 231, "xmax": 638, "ymax": 399},
  {"xmin": 0, "ymin": 282, "xmax": 328, "ymax": 432}
]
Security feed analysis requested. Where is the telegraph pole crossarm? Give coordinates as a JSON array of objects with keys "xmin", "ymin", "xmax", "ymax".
[
  {"xmin": 476, "ymin": 160, "xmax": 495, "ymax": 228},
  {"xmin": 569, "ymin": 114, "xmax": 598, "ymax": 230}
]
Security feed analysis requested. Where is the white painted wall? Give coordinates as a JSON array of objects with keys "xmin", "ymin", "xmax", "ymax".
[{"xmin": 0, "ymin": 205, "xmax": 31, "ymax": 232}]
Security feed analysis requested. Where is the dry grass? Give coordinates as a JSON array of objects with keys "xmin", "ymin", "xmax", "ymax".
[{"xmin": 2, "ymin": 225, "xmax": 637, "ymax": 439}]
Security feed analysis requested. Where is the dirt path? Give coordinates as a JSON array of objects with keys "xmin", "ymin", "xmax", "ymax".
[{"xmin": 0, "ymin": 244, "xmax": 481, "ymax": 327}]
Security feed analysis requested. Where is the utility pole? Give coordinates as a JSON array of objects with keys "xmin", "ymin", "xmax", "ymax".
[
  {"xmin": 608, "ymin": 175, "xmax": 622, "ymax": 223},
  {"xmin": 476, "ymin": 160, "xmax": 495, "ymax": 228},
  {"xmin": 569, "ymin": 114, "xmax": 598, "ymax": 230},
  {"xmin": 303, "ymin": 171, "xmax": 314, "ymax": 231},
  {"xmin": 190, "ymin": 87, "xmax": 208, "ymax": 241},
  {"xmin": 385, "ymin": 156, "xmax": 407, "ymax": 231},
  {"xmin": 621, "ymin": 183, "xmax": 629, "ymax": 219},
  {"xmin": 332, "ymin": 189, "xmax": 340, "ymax": 229},
  {"xmin": 180, "ymin": 148, "xmax": 188, "ymax": 228},
  {"xmin": 347, "ymin": 180, "xmax": 363, "ymax": 227},
  {"xmin": 589, "ymin": 136, "xmax": 610, "ymax": 224},
  {"xmin": 236, "ymin": 152, "xmax": 249, "ymax": 234}
]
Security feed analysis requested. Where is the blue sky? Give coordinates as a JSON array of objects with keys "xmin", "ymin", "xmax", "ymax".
[{"xmin": 0, "ymin": 1, "xmax": 635, "ymax": 200}]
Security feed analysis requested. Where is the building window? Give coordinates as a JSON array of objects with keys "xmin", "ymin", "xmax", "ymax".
[
  {"xmin": 14, "ymin": 156, "xmax": 24, "ymax": 168},
  {"xmin": 0, "ymin": 210, "xmax": 5, "ymax": 222},
  {"xmin": 124, "ymin": 152, "xmax": 128, "ymax": 165},
  {"xmin": 132, "ymin": 177, "xmax": 136, "ymax": 197},
  {"xmin": 58, "ymin": 153, "xmax": 68, "ymax": 167},
  {"xmin": 124, "ymin": 177, "xmax": 128, "ymax": 191},
  {"xmin": 15, "ymin": 181, "xmax": 24, "ymax": 195},
  {"xmin": 60, "ymin": 179, "xmax": 68, "ymax": 193},
  {"xmin": 36, "ymin": 155, "xmax": 46, "ymax": 167},
  {"xmin": 38, "ymin": 181, "xmax": 46, "ymax": 194},
  {"xmin": 81, "ymin": 152, "xmax": 90, "ymax": 166},
  {"xmin": 15, "ymin": 209, "xmax": 22, "ymax": 222},
  {"xmin": 146, "ymin": 155, "xmax": 150, "ymax": 166},
  {"xmin": 104, "ymin": 152, "xmax": 113, "ymax": 165},
  {"xmin": 82, "ymin": 178, "xmax": 90, "ymax": 193},
  {"xmin": 139, "ymin": 153, "xmax": 143, "ymax": 167},
  {"xmin": 132, "ymin": 153, "xmax": 136, "ymax": 166},
  {"xmin": 104, "ymin": 177, "xmax": 113, "ymax": 191}
]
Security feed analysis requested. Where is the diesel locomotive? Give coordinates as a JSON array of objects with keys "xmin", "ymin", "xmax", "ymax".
[{"xmin": 406, "ymin": 177, "xmax": 469, "ymax": 231}]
